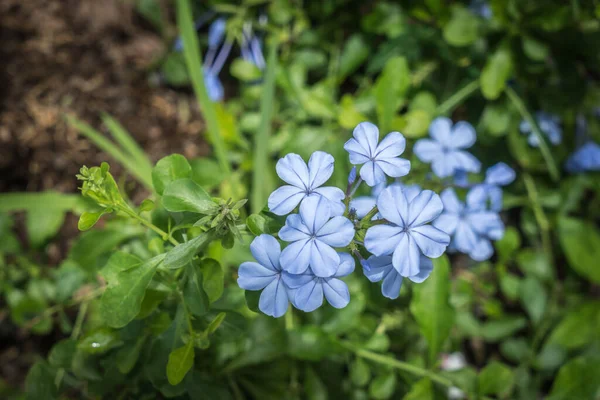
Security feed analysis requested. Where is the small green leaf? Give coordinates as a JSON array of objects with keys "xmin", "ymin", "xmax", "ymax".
[
  {"xmin": 443, "ymin": 7, "xmax": 479, "ymax": 47},
  {"xmin": 287, "ymin": 326, "xmax": 337, "ymax": 361},
  {"xmin": 48, "ymin": 339, "xmax": 77, "ymax": 368},
  {"xmin": 184, "ymin": 262, "xmax": 210, "ymax": 316},
  {"xmin": 375, "ymin": 56, "xmax": 410, "ymax": 133},
  {"xmin": 350, "ymin": 357, "xmax": 371, "ymax": 387},
  {"xmin": 202, "ymin": 258, "xmax": 224, "ymax": 303},
  {"xmin": 548, "ymin": 357, "xmax": 600, "ymax": 400},
  {"xmin": 478, "ymin": 361, "xmax": 514, "ymax": 397},
  {"xmin": 480, "ymin": 48, "xmax": 512, "ymax": 100},
  {"xmin": 166, "ymin": 341, "xmax": 195, "ymax": 385},
  {"xmin": 402, "ymin": 109, "xmax": 431, "ymax": 138},
  {"xmin": 338, "ymin": 94, "xmax": 368, "ymax": 129},
  {"xmin": 481, "ymin": 316, "xmax": 527, "ymax": 342},
  {"xmin": 152, "ymin": 154, "xmax": 192, "ymax": 195},
  {"xmin": 557, "ymin": 216, "xmax": 600, "ymax": 283},
  {"xmin": 246, "ymin": 214, "xmax": 269, "ymax": 236},
  {"xmin": 190, "ymin": 158, "xmax": 225, "ymax": 189},
  {"xmin": 27, "ymin": 208, "xmax": 66, "ymax": 247},
  {"xmin": 78, "ymin": 211, "xmax": 105, "ymax": 231},
  {"xmin": 403, "ymin": 378, "xmax": 434, "ymax": 400},
  {"xmin": 164, "ymin": 231, "xmax": 213, "ymax": 270},
  {"xmin": 519, "ymin": 276, "xmax": 547, "ymax": 324},
  {"xmin": 140, "ymin": 199, "xmax": 155, "ymax": 212},
  {"xmin": 116, "ymin": 335, "xmax": 146, "ymax": 374},
  {"xmin": 522, "ymin": 36, "xmax": 549, "ymax": 61},
  {"xmin": 25, "ymin": 361, "xmax": 57, "ymax": 400},
  {"xmin": 305, "ymin": 366, "xmax": 328, "ymax": 400},
  {"xmin": 547, "ymin": 302, "xmax": 600, "ymax": 349},
  {"xmin": 230, "ymin": 59, "xmax": 262, "ymax": 81},
  {"xmin": 206, "ymin": 312, "xmax": 226, "ymax": 335},
  {"xmin": 244, "ymin": 290, "xmax": 261, "ymax": 313},
  {"xmin": 338, "ymin": 34, "xmax": 369, "ymax": 81},
  {"xmin": 369, "ymin": 371, "xmax": 396, "ymax": 400},
  {"xmin": 162, "ymin": 178, "xmax": 215, "ymax": 214},
  {"xmin": 496, "ymin": 226, "xmax": 520, "ymax": 261},
  {"xmin": 77, "ymin": 328, "xmax": 123, "ymax": 354}
]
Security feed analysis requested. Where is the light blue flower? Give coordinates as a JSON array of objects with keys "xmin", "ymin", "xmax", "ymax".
[
  {"xmin": 283, "ymin": 253, "xmax": 355, "ymax": 312},
  {"xmin": 208, "ymin": 18, "xmax": 227, "ymax": 48},
  {"xmin": 279, "ymin": 196, "xmax": 355, "ymax": 277},
  {"xmin": 433, "ymin": 188, "xmax": 504, "ymax": 261},
  {"xmin": 519, "ymin": 112, "xmax": 562, "ymax": 147},
  {"xmin": 364, "ymin": 185, "xmax": 449, "ymax": 277},
  {"xmin": 468, "ymin": 162, "xmax": 516, "ymax": 211},
  {"xmin": 565, "ymin": 142, "xmax": 600, "ymax": 173},
  {"xmin": 363, "ymin": 255, "xmax": 433, "ymax": 299},
  {"xmin": 350, "ymin": 182, "xmax": 420, "ymax": 219},
  {"xmin": 203, "ymin": 70, "xmax": 224, "ymax": 102},
  {"xmin": 268, "ymin": 151, "xmax": 345, "ymax": 216},
  {"xmin": 344, "ymin": 122, "xmax": 411, "ymax": 187},
  {"xmin": 470, "ymin": 0, "xmax": 492, "ymax": 19},
  {"xmin": 237, "ymin": 234, "xmax": 292, "ymax": 318},
  {"xmin": 241, "ymin": 23, "xmax": 265, "ymax": 70},
  {"xmin": 414, "ymin": 117, "xmax": 481, "ymax": 178}
]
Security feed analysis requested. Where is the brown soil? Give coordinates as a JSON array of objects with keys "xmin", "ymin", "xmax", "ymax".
[{"xmin": 0, "ymin": 0, "xmax": 209, "ymax": 194}]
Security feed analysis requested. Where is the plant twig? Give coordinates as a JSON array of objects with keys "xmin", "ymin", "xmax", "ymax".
[{"xmin": 436, "ymin": 80, "xmax": 480, "ymax": 116}]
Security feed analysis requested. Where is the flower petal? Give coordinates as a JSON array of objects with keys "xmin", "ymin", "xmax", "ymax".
[
  {"xmin": 359, "ymin": 161, "xmax": 386, "ymax": 187},
  {"xmin": 279, "ymin": 214, "xmax": 311, "ymax": 242},
  {"xmin": 469, "ymin": 237, "xmax": 494, "ymax": 261},
  {"xmin": 433, "ymin": 213, "xmax": 460, "ymax": 235},
  {"xmin": 392, "ymin": 233, "xmax": 420, "ymax": 277},
  {"xmin": 413, "ymin": 139, "xmax": 443, "ymax": 162},
  {"xmin": 259, "ymin": 277, "xmax": 289, "ymax": 318},
  {"xmin": 317, "ymin": 216, "xmax": 355, "ymax": 247},
  {"xmin": 440, "ymin": 188, "xmax": 463, "ymax": 214},
  {"xmin": 409, "ymin": 256, "xmax": 433, "ymax": 283},
  {"xmin": 431, "ymin": 156, "xmax": 455, "ymax": 178},
  {"xmin": 449, "ymin": 121, "xmax": 476, "ymax": 149},
  {"xmin": 344, "ymin": 138, "xmax": 371, "ymax": 164},
  {"xmin": 353, "ymin": 122, "xmax": 379, "ymax": 158},
  {"xmin": 411, "ymin": 225, "xmax": 450, "ymax": 258},
  {"xmin": 375, "ymin": 132, "xmax": 406, "ymax": 159},
  {"xmin": 268, "ymin": 185, "xmax": 305, "ymax": 216},
  {"xmin": 452, "ymin": 151, "xmax": 481, "ymax": 173},
  {"xmin": 408, "ymin": 190, "xmax": 444, "ymax": 227},
  {"xmin": 364, "ymin": 225, "xmax": 404, "ymax": 256},
  {"xmin": 467, "ymin": 212, "xmax": 504, "ymax": 240},
  {"xmin": 363, "ymin": 255, "xmax": 394, "ymax": 282},
  {"xmin": 307, "ymin": 151, "xmax": 335, "ymax": 189},
  {"xmin": 376, "ymin": 185, "xmax": 407, "ymax": 226},
  {"xmin": 237, "ymin": 262, "xmax": 277, "ymax": 290},
  {"xmin": 453, "ymin": 221, "xmax": 479, "ymax": 255},
  {"xmin": 276, "ymin": 153, "xmax": 309, "ymax": 189},
  {"xmin": 401, "ymin": 184, "xmax": 422, "ymax": 203},
  {"xmin": 485, "ymin": 162, "xmax": 515, "ymax": 186},
  {"xmin": 349, "ymin": 196, "xmax": 377, "ymax": 218},
  {"xmin": 323, "ymin": 278, "xmax": 350, "ymax": 308},
  {"xmin": 309, "ymin": 240, "xmax": 340, "ymax": 278},
  {"xmin": 381, "ymin": 269, "xmax": 403, "ymax": 299},
  {"xmin": 294, "ymin": 279, "xmax": 324, "ymax": 312},
  {"xmin": 335, "ymin": 253, "xmax": 355, "ymax": 277},
  {"xmin": 300, "ymin": 195, "xmax": 331, "ymax": 234},
  {"xmin": 249, "ymin": 234, "xmax": 281, "ymax": 271},
  {"xmin": 429, "ymin": 117, "xmax": 453, "ymax": 145},
  {"xmin": 376, "ymin": 157, "xmax": 411, "ymax": 179},
  {"xmin": 280, "ymin": 238, "xmax": 311, "ymax": 274},
  {"xmin": 466, "ymin": 186, "xmax": 487, "ymax": 211},
  {"xmin": 282, "ymin": 271, "xmax": 315, "ymax": 289},
  {"xmin": 312, "ymin": 187, "xmax": 346, "ymax": 216}
]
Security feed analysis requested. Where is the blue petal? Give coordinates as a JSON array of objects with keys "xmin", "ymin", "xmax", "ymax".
[
  {"xmin": 440, "ymin": 188, "xmax": 463, "ymax": 214},
  {"xmin": 449, "ymin": 121, "xmax": 476, "ymax": 149},
  {"xmin": 566, "ymin": 142, "xmax": 600, "ymax": 173},
  {"xmin": 374, "ymin": 132, "xmax": 406, "ymax": 159},
  {"xmin": 280, "ymin": 238, "xmax": 312, "ymax": 274},
  {"xmin": 467, "ymin": 212, "xmax": 504, "ymax": 240},
  {"xmin": 259, "ymin": 277, "xmax": 289, "ymax": 318},
  {"xmin": 335, "ymin": 253, "xmax": 355, "ymax": 277},
  {"xmin": 204, "ymin": 72, "xmax": 224, "ymax": 101},
  {"xmin": 323, "ymin": 278, "xmax": 350, "ymax": 308},
  {"xmin": 344, "ymin": 138, "xmax": 371, "ymax": 164},
  {"xmin": 408, "ymin": 190, "xmax": 444, "ymax": 227},
  {"xmin": 401, "ymin": 184, "xmax": 422, "ymax": 203},
  {"xmin": 268, "ymin": 185, "xmax": 305, "ymax": 216},
  {"xmin": 294, "ymin": 279, "xmax": 324, "ymax": 312},
  {"xmin": 208, "ymin": 18, "xmax": 227, "ymax": 48},
  {"xmin": 282, "ymin": 271, "xmax": 315, "ymax": 289},
  {"xmin": 312, "ymin": 187, "xmax": 346, "ymax": 216},
  {"xmin": 376, "ymin": 157, "xmax": 411, "ymax": 179},
  {"xmin": 433, "ymin": 213, "xmax": 460, "ymax": 235},
  {"xmin": 411, "ymin": 225, "xmax": 449, "ymax": 258},
  {"xmin": 309, "ymin": 240, "xmax": 340, "ymax": 278},
  {"xmin": 413, "ymin": 139, "xmax": 443, "ymax": 162},
  {"xmin": 452, "ymin": 151, "xmax": 481, "ymax": 173},
  {"xmin": 279, "ymin": 214, "xmax": 310, "ymax": 242},
  {"xmin": 249, "ymin": 234, "xmax": 281, "ymax": 271},
  {"xmin": 381, "ymin": 269, "xmax": 403, "ymax": 299},
  {"xmin": 300, "ymin": 196, "xmax": 330, "ymax": 234},
  {"xmin": 360, "ymin": 161, "xmax": 387, "ymax": 187},
  {"xmin": 488, "ymin": 186, "xmax": 504, "ymax": 212},
  {"xmin": 364, "ymin": 225, "xmax": 404, "ymax": 256},
  {"xmin": 431, "ymin": 156, "xmax": 455, "ymax": 178},
  {"xmin": 453, "ymin": 170, "xmax": 471, "ymax": 188},
  {"xmin": 376, "ymin": 185, "xmax": 408, "ymax": 226},
  {"xmin": 466, "ymin": 186, "xmax": 487, "ymax": 211},
  {"xmin": 316, "ymin": 216, "xmax": 355, "ymax": 247},
  {"xmin": 350, "ymin": 196, "xmax": 376, "ymax": 218},
  {"xmin": 276, "ymin": 153, "xmax": 309, "ymax": 189},
  {"xmin": 237, "ymin": 262, "xmax": 277, "ymax": 290},
  {"xmin": 352, "ymin": 122, "xmax": 380, "ymax": 158},
  {"xmin": 469, "ymin": 238, "xmax": 494, "ymax": 261},
  {"xmin": 392, "ymin": 233, "xmax": 420, "ymax": 277},
  {"xmin": 485, "ymin": 162, "xmax": 516, "ymax": 186},
  {"xmin": 429, "ymin": 117, "xmax": 453, "ymax": 146},
  {"xmin": 363, "ymin": 255, "xmax": 393, "ymax": 282},
  {"xmin": 409, "ymin": 256, "xmax": 433, "ymax": 283},
  {"xmin": 453, "ymin": 221, "xmax": 479, "ymax": 255},
  {"xmin": 307, "ymin": 151, "xmax": 335, "ymax": 189}
]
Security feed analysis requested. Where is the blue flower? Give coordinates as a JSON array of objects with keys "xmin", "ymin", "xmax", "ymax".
[
  {"xmin": 414, "ymin": 117, "xmax": 481, "ymax": 178},
  {"xmin": 344, "ymin": 122, "xmax": 411, "ymax": 187},
  {"xmin": 468, "ymin": 162, "xmax": 516, "ymax": 211},
  {"xmin": 208, "ymin": 18, "xmax": 227, "ymax": 49},
  {"xmin": 364, "ymin": 185, "xmax": 449, "ymax": 277},
  {"xmin": 363, "ymin": 255, "xmax": 433, "ymax": 299},
  {"xmin": 470, "ymin": 0, "xmax": 492, "ymax": 19},
  {"xmin": 519, "ymin": 112, "xmax": 562, "ymax": 147},
  {"xmin": 350, "ymin": 182, "xmax": 420, "ymax": 219},
  {"xmin": 433, "ymin": 188, "xmax": 504, "ymax": 261},
  {"xmin": 565, "ymin": 142, "xmax": 600, "ymax": 173},
  {"xmin": 279, "ymin": 196, "xmax": 355, "ymax": 277},
  {"xmin": 241, "ymin": 23, "xmax": 265, "ymax": 70},
  {"xmin": 237, "ymin": 234, "xmax": 292, "ymax": 318},
  {"xmin": 204, "ymin": 70, "xmax": 224, "ymax": 102},
  {"xmin": 283, "ymin": 253, "xmax": 355, "ymax": 312},
  {"xmin": 268, "ymin": 151, "xmax": 346, "ymax": 216}
]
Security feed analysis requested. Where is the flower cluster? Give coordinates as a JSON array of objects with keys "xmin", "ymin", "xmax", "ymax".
[
  {"xmin": 239, "ymin": 122, "xmax": 451, "ymax": 317},
  {"xmin": 519, "ymin": 112, "xmax": 562, "ymax": 147}
]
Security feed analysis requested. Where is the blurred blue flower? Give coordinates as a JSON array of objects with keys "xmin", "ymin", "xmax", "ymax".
[
  {"xmin": 241, "ymin": 23, "xmax": 266, "ymax": 70},
  {"xmin": 433, "ymin": 188, "xmax": 504, "ymax": 261},
  {"xmin": 565, "ymin": 142, "xmax": 600, "ymax": 173},
  {"xmin": 364, "ymin": 185, "xmax": 449, "ymax": 277},
  {"xmin": 279, "ymin": 196, "xmax": 355, "ymax": 278},
  {"xmin": 470, "ymin": 0, "xmax": 492, "ymax": 19},
  {"xmin": 237, "ymin": 234, "xmax": 292, "ymax": 318},
  {"xmin": 519, "ymin": 112, "xmax": 561, "ymax": 147},
  {"xmin": 414, "ymin": 117, "xmax": 481, "ymax": 178},
  {"xmin": 453, "ymin": 170, "xmax": 471, "ymax": 188},
  {"xmin": 268, "ymin": 151, "xmax": 345, "ymax": 216},
  {"xmin": 284, "ymin": 253, "xmax": 355, "ymax": 312},
  {"xmin": 350, "ymin": 182, "xmax": 420, "ymax": 219},
  {"xmin": 344, "ymin": 122, "xmax": 411, "ymax": 187},
  {"xmin": 363, "ymin": 254, "xmax": 433, "ymax": 299},
  {"xmin": 468, "ymin": 162, "xmax": 516, "ymax": 211},
  {"xmin": 203, "ymin": 70, "xmax": 224, "ymax": 102},
  {"xmin": 207, "ymin": 18, "xmax": 227, "ymax": 48}
]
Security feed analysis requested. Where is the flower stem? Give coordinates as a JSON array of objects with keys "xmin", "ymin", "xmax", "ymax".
[
  {"xmin": 523, "ymin": 173, "xmax": 554, "ymax": 268},
  {"xmin": 119, "ymin": 205, "xmax": 180, "ymax": 246},
  {"xmin": 436, "ymin": 80, "xmax": 480, "ymax": 116}
]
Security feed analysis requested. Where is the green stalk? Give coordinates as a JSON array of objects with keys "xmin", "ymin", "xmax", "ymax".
[
  {"xmin": 505, "ymin": 87, "xmax": 560, "ymax": 181},
  {"xmin": 176, "ymin": 0, "xmax": 231, "ymax": 177},
  {"xmin": 436, "ymin": 80, "xmax": 480, "ymax": 116},
  {"xmin": 251, "ymin": 41, "xmax": 278, "ymax": 214}
]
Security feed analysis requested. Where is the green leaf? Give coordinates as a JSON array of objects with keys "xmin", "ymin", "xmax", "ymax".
[
  {"xmin": 78, "ymin": 211, "xmax": 105, "ymax": 231},
  {"xmin": 101, "ymin": 253, "xmax": 165, "ymax": 328},
  {"xmin": 287, "ymin": 326, "xmax": 337, "ymax": 361},
  {"xmin": 246, "ymin": 214, "xmax": 269, "ymax": 236},
  {"xmin": 338, "ymin": 34, "xmax": 369, "ymax": 81},
  {"xmin": 519, "ymin": 276, "xmax": 547, "ymax": 324},
  {"xmin": 152, "ymin": 155, "xmax": 191, "ymax": 195},
  {"xmin": 402, "ymin": 109, "xmax": 431, "ymax": 138},
  {"xmin": 480, "ymin": 48, "xmax": 512, "ymax": 100},
  {"xmin": 162, "ymin": 178, "xmax": 214, "ymax": 214},
  {"xmin": 516, "ymin": 249, "xmax": 554, "ymax": 282},
  {"xmin": 410, "ymin": 255, "xmax": 455, "ymax": 364},
  {"xmin": 77, "ymin": 328, "xmax": 123, "ymax": 354},
  {"xmin": 369, "ymin": 371, "xmax": 396, "ymax": 400},
  {"xmin": 481, "ymin": 316, "xmax": 527, "ymax": 342},
  {"xmin": 375, "ymin": 56, "xmax": 410, "ymax": 133},
  {"xmin": 548, "ymin": 357, "xmax": 600, "ymax": 400},
  {"xmin": 557, "ymin": 216, "xmax": 600, "ymax": 283},
  {"xmin": 522, "ymin": 36, "xmax": 549, "ymax": 61},
  {"xmin": 244, "ymin": 290, "xmax": 261, "ymax": 313},
  {"xmin": 206, "ymin": 312, "xmax": 226, "ymax": 335},
  {"xmin": 478, "ymin": 361, "xmax": 514, "ymax": 397},
  {"xmin": 230, "ymin": 58, "xmax": 262, "ymax": 82},
  {"xmin": 25, "ymin": 361, "xmax": 57, "ymax": 400},
  {"xmin": 140, "ymin": 199, "xmax": 155, "ymax": 212},
  {"xmin": 184, "ymin": 262, "xmax": 210, "ymax": 316},
  {"xmin": 547, "ymin": 302, "xmax": 600, "ymax": 349},
  {"xmin": 116, "ymin": 335, "xmax": 147, "ymax": 374},
  {"xmin": 403, "ymin": 378, "xmax": 434, "ymax": 400},
  {"xmin": 164, "ymin": 231, "xmax": 213, "ymax": 270},
  {"xmin": 202, "ymin": 258, "xmax": 224, "ymax": 303},
  {"xmin": 304, "ymin": 366, "xmax": 328, "ymax": 400},
  {"xmin": 166, "ymin": 341, "xmax": 195, "ymax": 385},
  {"xmin": 190, "ymin": 158, "xmax": 225, "ymax": 189},
  {"xmin": 350, "ymin": 357, "xmax": 371, "ymax": 387},
  {"xmin": 26, "ymin": 208, "xmax": 66, "ymax": 247},
  {"xmin": 443, "ymin": 7, "xmax": 479, "ymax": 47},
  {"xmin": 48, "ymin": 339, "xmax": 77, "ymax": 368},
  {"xmin": 161, "ymin": 52, "xmax": 190, "ymax": 86},
  {"xmin": 482, "ymin": 102, "xmax": 512, "ymax": 136}
]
